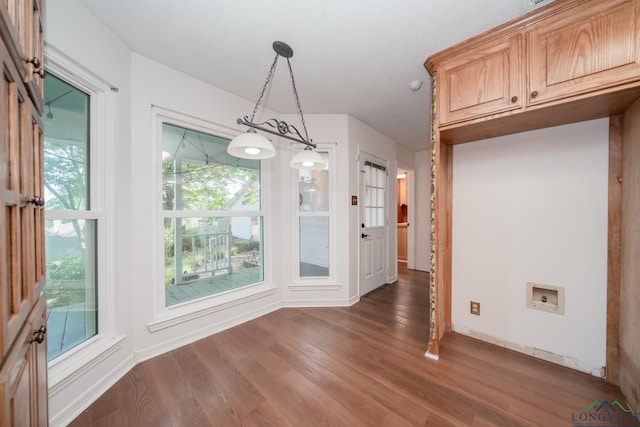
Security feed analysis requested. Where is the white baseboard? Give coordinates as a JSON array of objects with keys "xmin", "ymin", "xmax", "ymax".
[
  {"xmin": 452, "ymin": 324, "xmax": 606, "ymax": 378},
  {"xmin": 281, "ymin": 298, "xmax": 353, "ymax": 308},
  {"xmin": 135, "ymin": 301, "xmax": 281, "ymax": 363},
  {"xmin": 49, "ymin": 353, "xmax": 134, "ymax": 427}
]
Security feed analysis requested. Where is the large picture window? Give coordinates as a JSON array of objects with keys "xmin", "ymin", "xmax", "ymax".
[{"xmin": 161, "ymin": 122, "xmax": 264, "ymax": 306}]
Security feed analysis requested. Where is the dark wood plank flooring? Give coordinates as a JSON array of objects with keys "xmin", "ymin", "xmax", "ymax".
[{"xmin": 70, "ymin": 264, "xmax": 632, "ymax": 426}]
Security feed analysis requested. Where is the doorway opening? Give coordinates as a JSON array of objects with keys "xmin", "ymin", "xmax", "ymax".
[{"xmin": 396, "ymin": 167, "xmax": 414, "ymax": 270}]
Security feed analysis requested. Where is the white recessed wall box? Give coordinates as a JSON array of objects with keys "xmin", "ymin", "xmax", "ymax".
[{"xmin": 526, "ymin": 282, "xmax": 565, "ymax": 315}]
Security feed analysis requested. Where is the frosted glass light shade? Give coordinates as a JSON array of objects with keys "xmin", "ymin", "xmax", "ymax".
[
  {"xmin": 227, "ymin": 130, "xmax": 276, "ymax": 159},
  {"xmin": 290, "ymin": 148, "xmax": 327, "ymax": 170}
]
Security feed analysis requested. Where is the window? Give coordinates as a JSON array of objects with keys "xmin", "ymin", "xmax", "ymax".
[
  {"xmin": 43, "ymin": 73, "xmax": 97, "ymax": 361},
  {"xmin": 295, "ymin": 148, "xmax": 333, "ymax": 279},
  {"xmin": 161, "ymin": 121, "xmax": 264, "ymax": 306},
  {"xmin": 364, "ymin": 161, "xmax": 386, "ymax": 228}
]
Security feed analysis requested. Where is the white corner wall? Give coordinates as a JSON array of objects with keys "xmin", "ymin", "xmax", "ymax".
[{"xmin": 451, "ymin": 118, "xmax": 609, "ymax": 376}]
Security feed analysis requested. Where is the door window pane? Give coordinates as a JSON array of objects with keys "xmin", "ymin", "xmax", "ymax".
[{"xmin": 364, "ymin": 161, "xmax": 386, "ymax": 227}]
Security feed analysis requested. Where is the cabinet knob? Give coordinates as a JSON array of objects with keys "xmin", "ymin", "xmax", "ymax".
[
  {"xmin": 30, "ymin": 325, "xmax": 47, "ymax": 344},
  {"xmin": 25, "ymin": 57, "xmax": 41, "ymax": 69},
  {"xmin": 511, "ymin": 96, "xmax": 518, "ymax": 103},
  {"xmin": 531, "ymin": 90, "xmax": 539, "ymax": 98},
  {"xmin": 27, "ymin": 196, "xmax": 45, "ymax": 207}
]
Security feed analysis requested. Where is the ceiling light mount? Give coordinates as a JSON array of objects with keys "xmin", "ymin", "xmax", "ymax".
[
  {"xmin": 228, "ymin": 41, "xmax": 326, "ymax": 169},
  {"xmin": 272, "ymin": 41, "xmax": 293, "ymax": 58}
]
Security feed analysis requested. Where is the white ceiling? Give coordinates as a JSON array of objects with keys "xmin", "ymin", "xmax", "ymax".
[{"xmin": 76, "ymin": 0, "xmax": 552, "ymax": 153}]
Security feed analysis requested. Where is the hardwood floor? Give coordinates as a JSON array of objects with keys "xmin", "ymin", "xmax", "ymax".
[{"xmin": 70, "ymin": 265, "xmax": 632, "ymax": 426}]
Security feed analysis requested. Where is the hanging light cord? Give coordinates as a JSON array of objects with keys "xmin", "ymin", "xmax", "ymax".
[
  {"xmin": 285, "ymin": 57, "xmax": 309, "ymax": 142},
  {"xmin": 249, "ymin": 53, "xmax": 279, "ymax": 123}
]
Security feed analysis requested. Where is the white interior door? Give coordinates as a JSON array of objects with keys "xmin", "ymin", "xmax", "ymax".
[{"xmin": 359, "ymin": 158, "xmax": 388, "ymax": 295}]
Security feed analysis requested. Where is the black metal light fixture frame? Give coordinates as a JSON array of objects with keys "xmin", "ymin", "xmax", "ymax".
[{"xmin": 236, "ymin": 41, "xmax": 316, "ymax": 149}]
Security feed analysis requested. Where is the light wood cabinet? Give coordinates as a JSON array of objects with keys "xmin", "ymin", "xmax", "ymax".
[
  {"xmin": 527, "ymin": 0, "xmax": 640, "ymax": 105},
  {"xmin": 0, "ymin": 296, "xmax": 47, "ymax": 427},
  {"xmin": 0, "ymin": 0, "xmax": 45, "ymax": 113},
  {"xmin": 0, "ymin": 0, "xmax": 47, "ymax": 425},
  {"xmin": 424, "ymin": 1, "xmax": 640, "ymax": 403},
  {"xmin": 437, "ymin": 34, "xmax": 523, "ymax": 126},
  {"xmin": 427, "ymin": 0, "xmax": 640, "ymax": 144}
]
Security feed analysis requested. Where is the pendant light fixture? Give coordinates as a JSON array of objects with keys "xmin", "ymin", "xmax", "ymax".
[{"xmin": 227, "ymin": 41, "xmax": 327, "ymax": 170}]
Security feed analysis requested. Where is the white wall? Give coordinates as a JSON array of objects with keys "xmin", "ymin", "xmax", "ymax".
[
  {"xmin": 396, "ymin": 143, "xmax": 416, "ymax": 168},
  {"xmin": 451, "ymin": 119, "xmax": 609, "ymax": 375},
  {"xmin": 129, "ymin": 53, "xmax": 284, "ymax": 356},
  {"xmin": 45, "ymin": 0, "xmax": 134, "ymax": 424}
]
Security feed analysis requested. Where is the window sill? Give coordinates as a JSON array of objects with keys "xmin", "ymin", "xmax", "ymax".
[
  {"xmin": 148, "ymin": 282, "xmax": 277, "ymax": 332},
  {"xmin": 288, "ymin": 282, "xmax": 341, "ymax": 291},
  {"xmin": 48, "ymin": 334, "xmax": 128, "ymax": 395}
]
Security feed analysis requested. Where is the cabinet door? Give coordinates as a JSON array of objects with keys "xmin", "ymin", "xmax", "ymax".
[
  {"xmin": 0, "ymin": 295, "xmax": 47, "ymax": 427},
  {"xmin": 1, "ymin": 37, "xmax": 33, "ymax": 356},
  {"xmin": 527, "ymin": 0, "xmax": 640, "ymax": 105},
  {"xmin": 24, "ymin": 0, "xmax": 44, "ymax": 113},
  {"xmin": 437, "ymin": 34, "xmax": 522, "ymax": 126},
  {"xmin": 30, "ymin": 295, "xmax": 47, "ymax": 426},
  {"xmin": 0, "ymin": 0, "xmax": 44, "ymax": 113},
  {"xmin": 0, "ymin": 4, "xmax": 47, "ymax": 423}
]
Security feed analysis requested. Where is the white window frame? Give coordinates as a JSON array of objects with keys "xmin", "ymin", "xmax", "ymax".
[
  {"xmin": 44, "ymin": 46, "xmax": 125, "ymax": 389},
  {"xmin": 148, "ymin": 107, "xmax": 276, "ymax": 331},
  {"xmin": 291, "ymin": 142, "xmax": 338, "ymax": 286}
]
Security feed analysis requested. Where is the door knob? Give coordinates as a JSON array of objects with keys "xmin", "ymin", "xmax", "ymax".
[{"xmin": 361, "ymin": 233, "xmax": 369, "ymax": 238}]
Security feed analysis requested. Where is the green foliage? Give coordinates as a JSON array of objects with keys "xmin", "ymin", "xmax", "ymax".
[
  {"xmin": 44, "ymin": 141, "xmax": 88, "ymax": 211},
  {"xmin": 47, "ymin": 257, "xmax": 85, "ymax": 281},
  {"xmin": 164, "ymin": 226, "xmax": 175, "ymax": 257},
  {"xmin": 46, "ymin": 257, "xmax": 87, "ymax": 309},
  {"xmin": 162, "ymin": 161, "xmax": 259, "ymax": 211}
]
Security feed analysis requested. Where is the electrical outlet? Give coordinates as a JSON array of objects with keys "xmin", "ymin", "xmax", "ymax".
[{"xmin": 470, "ymin": 301, "xmax": 480, "ymax": 315}]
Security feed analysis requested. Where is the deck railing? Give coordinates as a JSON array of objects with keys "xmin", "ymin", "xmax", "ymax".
[{"xmin": 175, "ymin": 231, "xmax": 233, "ymax": 285}]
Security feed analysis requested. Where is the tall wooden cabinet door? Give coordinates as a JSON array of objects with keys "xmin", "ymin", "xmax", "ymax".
[
  {"xmin": 527, "ymin": 0, "xmax": 640, "ymax": 105},
  {"xmin": 437, "ymin": 34, "xmax": 523, "ymax": 126},
  {"xmin": 0, "ymin": 1, "xmax": 48, "ymax": 422},
  {"xmin": 0, "ymin": 38, "xmax": 33, "ymax": 357}
]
